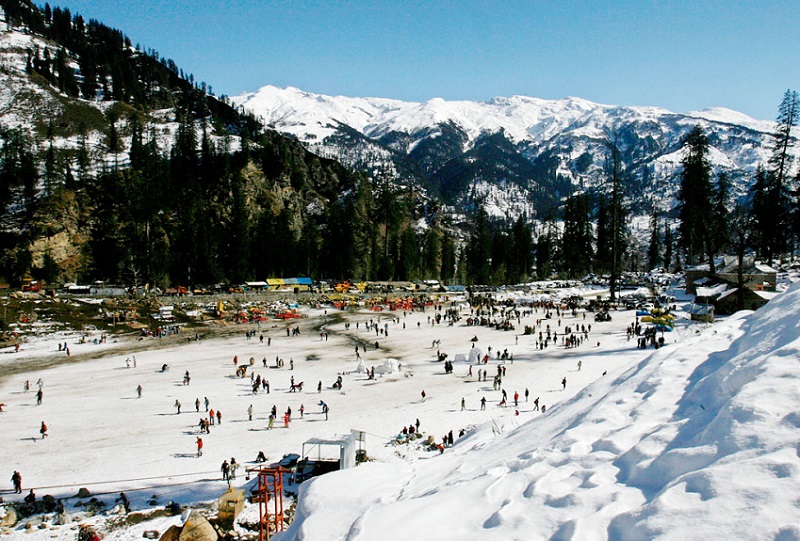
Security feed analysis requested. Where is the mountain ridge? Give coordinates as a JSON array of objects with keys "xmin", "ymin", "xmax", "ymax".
[{"xmin": 234, "ymin": 85, "xmax": 785, "ymax": 218}]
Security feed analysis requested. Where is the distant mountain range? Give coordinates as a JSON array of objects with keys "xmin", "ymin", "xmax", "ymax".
[{"xmin": 234, "ymin": 85, "xmax": 784, "ymax": 219}]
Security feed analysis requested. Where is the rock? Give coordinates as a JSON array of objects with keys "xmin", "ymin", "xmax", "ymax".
[
  {"xmin": 0, "ymin": 508, "xmax": 17, "ymax": 527},
  {"xmin": 179, "ymin": 510, "xmax": 218, "ymax": 541},
  {"xmin": 159, "ymin": 525, "xmax": 181, "ymax": 541},
  {"xmin": 76, "ymin": 488, "xmax": 92, "ymax": 499}
]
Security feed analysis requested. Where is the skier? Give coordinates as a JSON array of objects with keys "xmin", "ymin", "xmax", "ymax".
[
  {"xmin": 40, "ymin": 421, "xmax": 48, "ymax": 439},
  {"xmin": 196, "ymin": 437, "xmax": 203, "ymax": 456},
  {"xmin": 534, "ymin": 397, "xmax": 540, "ymax": 411}
]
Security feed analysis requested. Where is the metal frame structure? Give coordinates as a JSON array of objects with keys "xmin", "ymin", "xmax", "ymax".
[{"xmin": 254, "ymin": 467, "xmax": 287, "ymax": 541}]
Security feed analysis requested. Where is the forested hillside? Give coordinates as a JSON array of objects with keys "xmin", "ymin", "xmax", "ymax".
[{"xmin": 0, "ymin": 0, "xmax": 467, "ymax": 289}]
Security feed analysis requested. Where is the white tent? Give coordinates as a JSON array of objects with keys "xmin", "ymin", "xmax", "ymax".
[
  {"xmin": 467, "ymin": 347, "xmax": 483, "ymax": 364},
  {"xmin": 375, "ymin": 358, "xmax": 400, "ymax": 375}
]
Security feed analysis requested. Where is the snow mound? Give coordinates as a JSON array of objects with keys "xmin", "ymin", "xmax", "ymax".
[{"xmin": 278, "ymin": 283, "xmax": 800, "ymax": 540}]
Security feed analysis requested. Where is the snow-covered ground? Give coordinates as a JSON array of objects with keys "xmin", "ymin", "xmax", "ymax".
[{"xmin": 1, "ymin": 284, "xmax": 799, "ymax": 540}]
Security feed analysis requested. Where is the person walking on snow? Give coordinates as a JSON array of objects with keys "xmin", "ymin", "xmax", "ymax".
[
  {"xmin": 247, "ymin": 404, "xmax": 253, "ymax": 421},
  {"xmin": 40, "ymin": 421, "xmax": 48, "ymax": 439},
  {"xmin": 421, "ymin": 389, "xmax": 426, "ymax": 402},
  {"xmin": 11, "ymin": 470, "xmax": 22, "ymax": 493},
  {"xmin": 562, "ymin": 377, "xmax": 567, "ymax": 390},
  {"xmin": 196, "ymin": 437, "xmax": 203, "ymax": 456},
  {"xmin": 174, "ymin": 400, "xmax": 181, "ymax": 414}
]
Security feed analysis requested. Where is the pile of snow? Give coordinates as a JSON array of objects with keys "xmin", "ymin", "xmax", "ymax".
[{"xmin": 280, "ymin": 283, "xmax": 800, "ymax": 540}]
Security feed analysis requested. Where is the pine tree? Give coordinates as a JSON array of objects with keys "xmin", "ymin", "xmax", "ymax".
[
  {"xmin": 465, "ymin": 206, "xmax": 491, "ymax": 284},
  {"xmin": 663, "ymin": 219, "xmax": 673, "ymax": 271},
  {"xmin": 510, "ymin": 215, "xmax": 533, "ymax": 283},
  {"xmin": 729, "ymin": 202, "xmax": 754, "ymax": 311},
  {"xmin": 749, "ymin": 166, "xmax": 780, "ymax": 264},
  {"xmin": 603, "ymin": 139, "xmax": 627, "ymax": 298},
  {"xmin": 647, "ymin": 206, "xmax": 661, "ymax": 271},
  {"xmin": 771, "ymin": 90, "xmax": 799, "ymax": 194},
  {"xmin": 677, "ymin": 125, "xmax": 715, "ymax": 271},
  {"xmin": 535, "ymin": 221, "xmax": 556, "ymax": 280},
  {"xmin": 560, "ymin": 193, "xmax": 594, "ymax": 278},
  {"xmin": 709, "ymin": 171, "xmax": 731, "ymax": 260},
  {"xmin": 440, "ymin": 230, "xmax": 456, "ymax": 284},
  {"xmin": 769, "ymin": 89, "xmax": 799, "ymax": 258}
]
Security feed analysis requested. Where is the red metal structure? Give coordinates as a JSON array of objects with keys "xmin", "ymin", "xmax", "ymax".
[{"xmin": 254, "ymin": 467, "xmax": 287, "ymax": 540}]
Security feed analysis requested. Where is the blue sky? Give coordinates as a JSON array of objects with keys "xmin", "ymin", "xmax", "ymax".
[{"xmin": 54, "ymin": 0, "xmax": 799, "ymax": 120}]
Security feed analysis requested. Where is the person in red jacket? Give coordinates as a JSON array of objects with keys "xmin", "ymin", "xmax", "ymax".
[{"xmin": 196, "ymin": 437, "xmax": 203, "ymax": 457}]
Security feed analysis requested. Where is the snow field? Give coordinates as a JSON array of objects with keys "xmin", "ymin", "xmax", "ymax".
[{"xmin": 0, "ymin": 303, "xmax": 633, "ymax": 513}]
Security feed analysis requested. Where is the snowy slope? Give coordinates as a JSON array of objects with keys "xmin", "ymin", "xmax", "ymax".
[{"xmin": 279, "ymin": 284, "xmax": 800, "ymax": 540}]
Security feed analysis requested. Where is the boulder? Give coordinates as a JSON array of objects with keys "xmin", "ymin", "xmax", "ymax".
[
  {"xmin": 178, "ymin": 511, "xmax": 217, "ymax": 541},
  {"xmin": 0, "ymin": 508, "xmax": 17, "ymax": 527}
]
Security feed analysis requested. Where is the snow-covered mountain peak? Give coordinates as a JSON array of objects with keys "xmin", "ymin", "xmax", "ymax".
[
  {"xmin": 233, "ymin": 84, "xmax": 788, "ymax": 220},
  {"xmin": 686, "ymin": 106, "xmax": 774, "ymax": 133}
]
